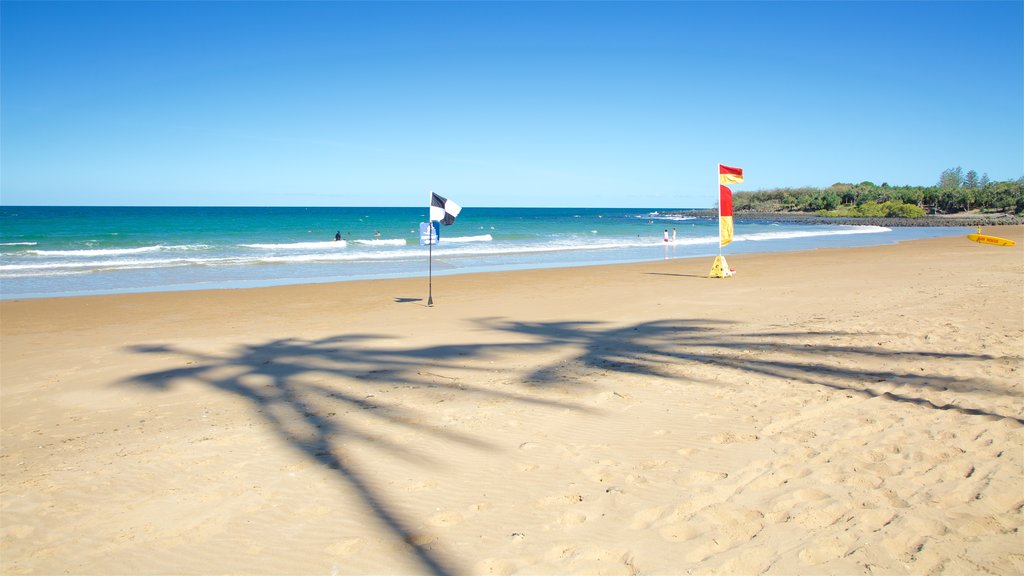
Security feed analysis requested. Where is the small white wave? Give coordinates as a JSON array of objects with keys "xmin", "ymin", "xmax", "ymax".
[
  {"xmin": 644, "ymin": 214, "xmax": 697, "ymax": 222},
  {"xmin": 27, "ymin": 245, "xmax": 165, "ymax": 257},
  {"xmin": 24, "ymin": 244, "xmax": 211, "ymax": 257},
  {"xmin": 242, "ymin": 241, "xmax": 348, "ymax": 250},
  {"xmin": 444, "ymin": 234, "xmax": 493, "ymax": 243},
  {"xmin": 0, "ymin": 225, "xmax": 895, "ymax": 279},
  {"xmin": 1, "ymin": 256, "xmax": 230, "ymax": 273},
  {"xmin": 0, "ymin": 242, "xmax": 37, "ymax": 246},
  {"xmin": 354, "ymin": 239, "xmax": 407, "ymax": 247}
]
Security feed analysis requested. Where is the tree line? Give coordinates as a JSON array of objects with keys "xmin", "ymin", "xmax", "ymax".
[{"xmin": 732, "ymin": 167, "xmax": 1024, "ymax": 218}]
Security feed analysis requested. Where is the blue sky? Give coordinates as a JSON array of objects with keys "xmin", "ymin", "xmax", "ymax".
[{"xmin": 2, "ymin": 1, "xmax": 1021, "ymax": 208}]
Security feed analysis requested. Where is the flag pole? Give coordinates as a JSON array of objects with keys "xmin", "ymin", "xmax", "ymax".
[
  {"xmin": 428, "ymin": 191, "xmax": 434, "ymax": 307},
  {"xmin": 428, "ymin": 232, "xmax": 433, "ymax": 307},
  {"xmin": 717, "ymin": 163, "xmax": 723, "ymax": 257}
]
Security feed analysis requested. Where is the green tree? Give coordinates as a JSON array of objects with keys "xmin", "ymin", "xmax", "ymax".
[
  {"xmin": 922, "ymin": 187, "xmax": 941, "ymax": 214},
  {"xmin": 894, "ymin": 187, "xmax": 924, "ymax": 207},
  {"xmin": 820, "ymin": 190, "xmax": 841, "ymax": 210},
  {"xmin": 884, "ymin": 202, "xmax": 926, "ymax": 218},
  {"xmin": 733, "ymin": 174, "xmax": 1022, "ymax": 215},
  {"xmin": 964, "ymin": 170, "xmax": 979, "ymax": 189},
  {"xmin": 857, "ymin": 201, "xmax": 886, "ymax": 217},
  {"xmin": 939, "ymin": 166, "xmax": 963, "ymax": 189}
]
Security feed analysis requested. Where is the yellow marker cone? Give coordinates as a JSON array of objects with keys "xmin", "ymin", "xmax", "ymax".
[{"xmin": 708, "ymin": 255, "xmax": 735, "ymax": 278}]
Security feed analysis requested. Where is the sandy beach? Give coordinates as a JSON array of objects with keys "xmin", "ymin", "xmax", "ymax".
[{"xmin": 2, "ymin": 227, "xmax": 1022, "ymax": 575}]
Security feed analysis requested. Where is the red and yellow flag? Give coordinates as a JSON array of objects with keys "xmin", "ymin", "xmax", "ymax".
[
  {"xmin": 720, "ymin": 184, "xmax": 733, "ymax": 246},
  {"xmin": 719, "ymin": 164, "xmax": 744, "ymax": 185}
]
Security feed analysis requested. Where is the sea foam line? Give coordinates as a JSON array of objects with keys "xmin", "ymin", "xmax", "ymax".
[
  {"xmin": 242, "ymin": 241, "xmax": 348, "ymax": 249},
  {"xmin": 444, "ymin": 234, "xmax": 493, "ymax": 243},
  {"xmin": 24, "ymin": 245, "xmax": 209, "ymax": 257},
  {"xmin": 353, "ymin": 239, "xmax": 407, "ymax": 247},
  {"xmin": 0, "ymin": 226, "xmax": 890, "ymax": 277}
]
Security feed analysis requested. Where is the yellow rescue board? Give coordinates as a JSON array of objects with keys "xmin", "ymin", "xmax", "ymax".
[{"xmin": 967, "ymin": 233, "xmax": 1015, "ymax": 247}]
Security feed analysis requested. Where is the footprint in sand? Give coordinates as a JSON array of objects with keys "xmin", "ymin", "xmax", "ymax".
[
  {"xmin": 780, "ymin": 429, "xmax": 817, "ymax": 444},
  {"xmin": 560, "ymin": 511, "xmax": 588, "ymax": 525},
  {"xmin": 401, "ymin": 479, "xmax": 437, "ymax": 492},
  {"xmin": 859, "ymin": 507, "xmax": 897, "ymax": 532},
  {"xmin": 798, "ymin": 534, "xmax": 857, "ymax": 565},
  {"xmin": 706, "ymin": 431, "xmax": 759, "ymax": 444},
  {"xmin": 582, "ymin": 461, "xmax": 619, "ymax": 484},
  {"xmin": 545, "ymin": 544, "xmax": 579, "ymax": 562},
  {"xmin": 428, "ymin": 510, "xmax": 464, "ymax": 527},
  {"xmin": 712, "ymin": 544, "xmax": 775, "ymax": 574},
  {"xmin": 474, "ymin": 558, "xmax": 517, "ymax": 576},
  {"xmin": 685, "ymin": 525, "xmax": 760, "ymax": 562},
  {"xmin": 790, "ymin": 500, "xmax": 850, "ymax": 529},
  {"xmin": 658, "ymin": 521, "xmax": 703, "ymax": 542},
  {"xmin": 681, "ymin": 470, "xmax": 728, "ymax": 484},
  {"xmin": 324, "ymin": 538, "xmax": 362, "ymax": 557},
  {"xmin": 629, "ymin": 506, "xmax": 670, "ymax": 530},
  {"xmin": 537, "ymin": 493, "xmax": 585, "ymax": 507}
]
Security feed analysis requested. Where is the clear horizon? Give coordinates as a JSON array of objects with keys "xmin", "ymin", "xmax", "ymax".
[{"xmin": 2, "ymin": 1, "xmax": 1022, "ymax": 208}]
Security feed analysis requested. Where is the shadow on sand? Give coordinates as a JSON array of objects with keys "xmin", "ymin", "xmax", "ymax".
[{"xmin": 124, "ymin": 317, "xmax": 1021, "ymax": 574}]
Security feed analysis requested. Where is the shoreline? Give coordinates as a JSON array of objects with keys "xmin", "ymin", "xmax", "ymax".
[
  {"xmin": 0, "ymin": 225, "xmax": 976, "ymax": 301},
  {"xmin": 2, "ymin": 229, "xmax": 1022, "ymax": 575}
]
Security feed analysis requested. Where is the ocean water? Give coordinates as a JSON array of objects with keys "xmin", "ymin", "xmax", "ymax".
[{"xmin": 0, "ymin": 206, "xmax": 967, "ymax": 299}]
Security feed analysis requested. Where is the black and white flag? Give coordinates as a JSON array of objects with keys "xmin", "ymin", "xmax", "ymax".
[{"xmin": 430, "ymin": 192, "xmax": 462, "ymax": 226}]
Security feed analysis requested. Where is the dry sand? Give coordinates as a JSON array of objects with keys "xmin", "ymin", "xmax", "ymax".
[{"xmin": 2, "ymin": 228, "xmax": 1022, "ymax": 575}]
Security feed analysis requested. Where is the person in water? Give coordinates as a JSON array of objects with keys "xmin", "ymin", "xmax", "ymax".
[{"xmin": 335, "ymin": 231, "xmax": 342, "ymax": 241}]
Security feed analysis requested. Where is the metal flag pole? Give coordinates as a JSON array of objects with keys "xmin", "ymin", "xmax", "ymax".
[
  {"xmin": 428, "ymin": 191, "xmax": 434, "ymax": 307},
  {"xmin": 717, "ymin": 163, "xmax": 723, "ymax": 257}
]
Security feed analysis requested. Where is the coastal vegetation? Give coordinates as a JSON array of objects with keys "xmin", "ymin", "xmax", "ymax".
[{"xmin": 733, "ymin": 167, "xmax": 1024, "ymax": 218}]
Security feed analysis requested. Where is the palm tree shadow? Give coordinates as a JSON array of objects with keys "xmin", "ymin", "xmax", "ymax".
[
  {"xmin": 476, "ymin": 318, "xmax": 1024, "ymax": 423},
  {"xmin": 123, "ymin": 331, "xmax": 591, "ymax": 575},
  {"xmin": 122, "ymin": 317, "xmax": 1022, "ymax": 574}
]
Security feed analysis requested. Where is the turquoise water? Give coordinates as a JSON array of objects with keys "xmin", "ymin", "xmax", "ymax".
[{"xmin": 0, "ymin": 206, "xmax": 967, "ymax": 299}]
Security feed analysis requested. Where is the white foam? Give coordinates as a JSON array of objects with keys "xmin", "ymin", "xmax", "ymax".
[
  {"xmin": 23, "ymin": 244, "xmax": 212, "ymax": 258},
  {"xmin": 639, "ymin": 212, "xmax": 697, "ymax": 222},
  {"xmin": 0, "ymin": 256, "xmax": 237, "ymax": 272},
  {"xmin": 242, "ymin": 241, "xmax": 347, "ymax": 250},
  {"xmin": 353, "ymin": 239, "xmax": 407, "ymax": 246},
  {"xmin": 27, "ymin": 245, "xmax": 166, "ymax": 257},
  {"xmin": 0, "ymin": 225, "xmax": 893, "ymax": 279},
  {"xmin": 0, "ymin": 242, "xmax": 37, "ymax": 246},
  {"xmin": 443, "ymin": 234, "xmax": 493, "ymax": 243}
]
